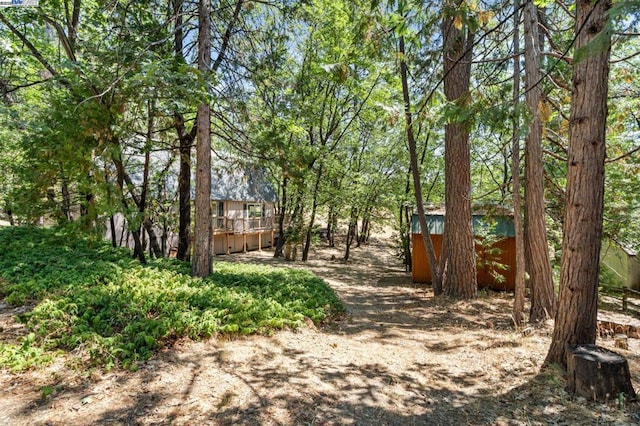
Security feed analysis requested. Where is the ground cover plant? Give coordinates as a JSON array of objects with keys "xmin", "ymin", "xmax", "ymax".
[{"xmin": 0, "ymin": 226, "xmax": 343, "ymax": 371}]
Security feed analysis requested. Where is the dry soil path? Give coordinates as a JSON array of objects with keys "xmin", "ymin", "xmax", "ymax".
[{"xmin": 1, "ymin": 238, "xmax": 640, "ymax": 425}]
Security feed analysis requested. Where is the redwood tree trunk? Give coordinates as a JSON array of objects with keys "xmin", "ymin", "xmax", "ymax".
[
  {"xmin": 442, "ymin": 3, "xmax": 477, "ymax": 299},
  {"xmin": 192, "ymin": 0, "xmax": 212, "ymax": 277},
  {"xmin": 523, "ymin": 0, "xmax": 556, "ymax": 322},
  {"xmin": 512, "ymin": 0, "xmax": 526, "ymax": 325},
  {"xmin": 545, "ymin": 0, "xmax": 612, "ymax": 367}
]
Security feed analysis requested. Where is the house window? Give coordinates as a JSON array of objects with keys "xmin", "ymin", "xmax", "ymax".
[
  {"xmin": 212, "ymin": 201, "xmax": 225, "ymax": 229},
  {"xmin": 245, "ymin": 203, "xmax": 263, "ymax": 218}
]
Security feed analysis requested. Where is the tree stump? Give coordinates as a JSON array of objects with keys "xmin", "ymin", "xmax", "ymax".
[{"xmin": 567, "ymin": 344, "xmax": 636, "ymax": 401}]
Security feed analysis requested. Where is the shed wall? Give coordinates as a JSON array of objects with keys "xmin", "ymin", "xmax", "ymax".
[{"xmin": 412, "ymin": 234, "xmax": 516, "ymax": 291}]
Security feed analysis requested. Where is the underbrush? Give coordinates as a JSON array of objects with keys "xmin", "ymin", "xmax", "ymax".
[{"xmin": 0, "ymin": 226, "xmax": 343, "ymax": 371}]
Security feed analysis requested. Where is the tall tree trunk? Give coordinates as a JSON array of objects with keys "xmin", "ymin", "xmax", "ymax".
[
  {"xmin": 175, "ymin": 116, "xmax": 195, "ymax": 261},
  {"xmin": 545, "ymin": 0, "xmax": 611, "ymax": 367},
  {"xmin": 399, "ymin": 35, "xmax": 443, "ymax": 294},
  {"xmin": 512, "ymin": 0, "xmax": 527, "ymax": 325},
  {"xmin": 113, "ymin": 153, "xmax": 146, "ymax": 264},
  {"xmin": 274, "ymin": 174, "xmax": 288, "ymax": 257},
  {"xmin": 358, "ymin": 212, "xmax": 370, "ymax": 246},
  {"xmin": 302, "ymin": 164, "xmax": 323, "ymax": 262},
  {"xmin": 523, "ymin": 0, "xmax": 556, "ymax": 322},
  {"xmin": 192, "ymin": 0, "xmax": 212, "ymax": 278},
  {"xmin": 172, "ymin": 0, "xmax": 194, "ymax": 262},
  {"xmin": 442, "ymin": 3, "xmax": 477, "ymax": 299},
  {"xmin": 115, "ymin": 159, "xmax": 164, "ymax": 259},
  {"xmin": 343, "ymin": 206, "xmax": 358, "ymax": 261},
  {"xmin": 110, "ymin": 215, "xmax": 117, "ymax": 247},
  {"xmin": 326, "ymin": 203, "xmax": 337, "ymax": 248},
  {"xmin": 139, "ymin": 99, "xmax": 164, "ymax": 259},
  {"xmin": 60, "ymin": 170, "xmax": 72, "ymax": 221}
]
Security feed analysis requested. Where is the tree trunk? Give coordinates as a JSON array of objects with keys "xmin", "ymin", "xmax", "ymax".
[
  {"xmin": 192, "ymin": 0, "xmax": 212, "ymax": 278},
  {"xmin": 358, "ymin": 213, "xmax": 370, "ymax": 246},
  {"xmin": 113, "ymin": 153, "xmax": 146, "ymax": 264},
  {"xmin": 512, "ymin": 0, "xmax": 526, "ymax": 325},
  {"xmin": 343, "ymin": 206, "xmax": 358, "ymax": 261},
  {"xmin": 175, "ymin": 116, "xmax": 194, "ymax": 261},
  {"xmin": 116, "ymin": 159, "xmax": 164, "ymax": 259},
  {"xmin": 403, "ymin": 203, "xmax": 412, "ymax": 272},
  {"xmin": 274, "ymin": 174, "xmax": 288, "ymax": 258},
  {"xmin": 326, "ymin": 203, "xmax": 337, "ymax": 248},
  {"xmin": 172, "ymin": 0, "xmax": 194, "ymax": 262},
  {"xmin": 545, "ymin": 0, "xmax": 612, "ymax": 367},
  {"xmin": 302, "ymin": 163, "xmax": 323, "ymax": 261},
  {"xmin": 110, "ymin": 215, "xmax": 117, "ymax": 247},
  {"xmin": 60, "ymin": 171, "xmax": 72, "ymax": 221},
  {"xmin": 399, "ymin": 35, "xmax": 443, "ymax": 294},
  {"xmin": 523, "ymin": 0, "xmax": 556, "ymax": 323},
  {"xmin": 139, "ymin": 101, "xmax": 164, "ymax": 259},
  {"xmin": 442, "ymin": 2, "xmax": 476, "ymax": 299}
]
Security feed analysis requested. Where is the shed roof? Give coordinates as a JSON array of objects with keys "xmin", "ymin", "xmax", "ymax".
[{"xmin": 411, "ymin": 209, "xmax": 515, "ymax": 237}]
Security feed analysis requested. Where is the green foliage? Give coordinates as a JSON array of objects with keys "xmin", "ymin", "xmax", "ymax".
[
  {"xmin": 0, "ymin": 226, "xmax": 343, "ymax": 371},
  {"xmin": 474, "ymin": 218, "xmax": 509, "ymax": 284},
  {"xmin": 0, "ymin": 335, "xmax": 56, "ymax": 372}
]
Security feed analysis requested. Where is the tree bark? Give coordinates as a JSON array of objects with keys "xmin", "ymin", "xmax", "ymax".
[
  {"xmin": 192, "ymin": 0, "xmax": 213, "ymax": 277},
  {"xmin": 175, "ymin": 115, "xmax": 194, "ymax": 261},
  {"xmin": 442, "ymin": 2, "xmax": 477, "ymax": 299},
  {"xmin": 343, "ymin": 206, "xmax": 358, "ymax": 261},
  {"xmin": 302, "ymin": 163, "xmax": 323, "ymax": 261},
  {"xmin": 172, "ymin": 0, "xmax": 194, "ymax": 262},
  {"xmin": 545, "ymin": 0, "xmax": 612, "ymax": 367},
  {"xmin": 523, "ymin": 0, "xmax": 556, "ymax": 322},
  {"xmin": 113, "ymin": 153, "xmax": 146, "ymax": 264},
  {"xmin": 274, "ymin": 174, "xmax": 288, "ymax": 257},
  {"xmin": 512, "ymin": 0, "xmax": 526, "ymax": 325},
  {"xmin": 60, "ymin": 171, "xmax": 72, "ymax": 221},
  {"xmin": 399, "ymin": 35, "xmax": 443, "ymax": 294}
]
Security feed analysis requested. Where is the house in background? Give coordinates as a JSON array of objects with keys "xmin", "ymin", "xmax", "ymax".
[
  {"xmin": 106, "ymin": 155, "xmax": 279, "ymax": 257},
  {"xmin": 411, "ymin": 207, "xmax": 516, "ymax": 291},
  {"xmin": 210, "ymin": 164, "xmax": 279, "ymax": 255},
  {"xmin": 601, "ymin": 240, "xmax": 640, "ymax": 290}
]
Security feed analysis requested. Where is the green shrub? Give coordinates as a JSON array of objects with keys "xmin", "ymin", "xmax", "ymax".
[{"xmin": 0, "ymin": 226, "xmax": 343, "ymax": 371}]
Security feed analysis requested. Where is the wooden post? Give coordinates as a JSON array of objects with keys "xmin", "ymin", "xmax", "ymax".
[
  {"xmin": 258, "ymin": 232, "xmax": 262, "ymax": 252},
  {"xmin": 567, "ymin": 344, "xmax": 636, "ymax": 401}
]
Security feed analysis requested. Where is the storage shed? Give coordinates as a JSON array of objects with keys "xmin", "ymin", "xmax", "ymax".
[
  {"xmin": 601, "ymin": 240, "xmax": 640, "ymax": 290},
  {"xmin": 412, "ymin": 208, "xmax": 516, "ymax": 291}
]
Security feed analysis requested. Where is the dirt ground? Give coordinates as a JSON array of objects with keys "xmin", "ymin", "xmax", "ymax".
[{"xmin": 2, "ymin": 235, "xmax": 640, "ymax": 425}]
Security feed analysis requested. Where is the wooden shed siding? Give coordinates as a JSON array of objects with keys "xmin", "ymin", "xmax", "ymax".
[{"xmin": 412, "ymin": 233, "xmax": 516, "ymax": 291}]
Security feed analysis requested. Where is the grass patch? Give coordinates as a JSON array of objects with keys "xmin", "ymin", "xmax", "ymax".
[{"xmin": 0, "ymin": 226, "xmax": 343, "ymax": 371}]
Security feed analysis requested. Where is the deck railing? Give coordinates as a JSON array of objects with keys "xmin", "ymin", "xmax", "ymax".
[{"xmin": 212, "ymin": 215, "xmax": 280, "ymax": 233}]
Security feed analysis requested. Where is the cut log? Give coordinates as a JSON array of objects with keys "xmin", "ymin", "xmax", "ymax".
[{"xmin": 566, "ymin": 344, "xmax": 636, "ymax": 401}]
